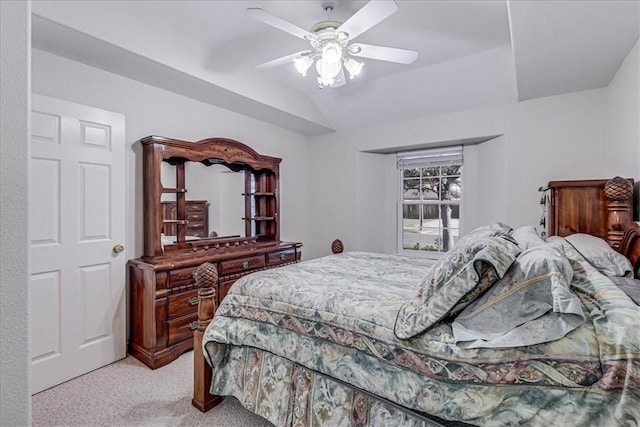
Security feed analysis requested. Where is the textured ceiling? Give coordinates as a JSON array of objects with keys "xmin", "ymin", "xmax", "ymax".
[{"xmin": 31, "ymin": 0, "xmax": 639, "ymax": 135}]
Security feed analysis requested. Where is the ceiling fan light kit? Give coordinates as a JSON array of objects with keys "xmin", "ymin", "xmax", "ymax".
[
  {"xmin": 344, "ymin": 57, "xmax": 364, "ymax": 79},
  {"xmin": 293, "ymin": 55, "xmax": 313, "ymax": 76},
  {"xmin": 247, "ymin": 0, "xmax": 418, "ymax": 89}
]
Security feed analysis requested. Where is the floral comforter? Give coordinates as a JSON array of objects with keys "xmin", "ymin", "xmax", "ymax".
[{"xmin": 203, "ymin": 245, "xmax": 640, "ymax": 426}]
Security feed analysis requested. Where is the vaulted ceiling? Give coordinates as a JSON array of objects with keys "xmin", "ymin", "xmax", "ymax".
[{"xmin": 32, "ymin": 0, "xmax": 639, "ymax": 136}]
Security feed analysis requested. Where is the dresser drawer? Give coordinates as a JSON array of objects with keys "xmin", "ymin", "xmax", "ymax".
[
  {"xmin": 168, "ymin": 267, "xmax": 197, "ymax": 288},
  {"xmin": 168, "ymin": 289, "xmax": 199, "ymax": 319},
  {"xmin": 220, "ymin": 255, "xmax": 265, "ymax": 275},
  {"xmin": 187, "ymin": 220, "xmax": 205, "ymax": 230},
  {"xmin": 186, "ymin": 212, "xmax": 205, "ymax": 222},
  {"xmin": 187, "ymin": 203, "xmax": 205, "ymax": 211},
  {"xmin": 167, "ymin": 313, "xmax": 199, "ymax": 346},
  {"xmin": 267, "ymin": 249, "xmax": 296, "ymax": 266}
]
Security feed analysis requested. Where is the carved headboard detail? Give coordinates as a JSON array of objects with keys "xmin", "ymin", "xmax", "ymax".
[
  {"xmin": 620, "ymin": 222, "xmax": 640, "ymax": 278},
  {"xmin": 547, "ymin": 178, "xmax": 635, "ymax": 249}
]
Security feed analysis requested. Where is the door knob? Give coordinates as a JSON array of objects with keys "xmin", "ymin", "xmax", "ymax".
[{"xmin": 113, "ymin": 244, "xmax": 125, "ymax": 254}]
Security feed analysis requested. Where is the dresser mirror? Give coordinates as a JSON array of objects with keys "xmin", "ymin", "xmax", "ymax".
[
  {"xmin": 160, "ymin": 162, "xmax": 245, "ymax": 243},
  {"xmin": 140, "ymin": 135, "xmax": 282, "ymax": 259}
]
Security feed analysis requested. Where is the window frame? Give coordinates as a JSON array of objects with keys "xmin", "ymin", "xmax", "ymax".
[{"xmin": 396, "ymin": 146, "xmax": 464, "ymax": 257}]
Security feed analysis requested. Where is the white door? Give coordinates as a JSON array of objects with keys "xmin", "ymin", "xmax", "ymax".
[{"xmin": 30, "ymin": 94, "xmax": 126, "ymax": 394}]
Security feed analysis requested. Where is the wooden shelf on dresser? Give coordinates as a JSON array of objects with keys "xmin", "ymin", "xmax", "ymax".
[{"xmin": 128, "ymin": 135, "xmax": 302, "ymax": 369}]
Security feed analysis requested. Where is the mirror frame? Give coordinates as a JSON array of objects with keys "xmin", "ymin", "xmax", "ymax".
[{"xmin": 140, "ymin": 135, "xmax": 281, "ymax": 259}]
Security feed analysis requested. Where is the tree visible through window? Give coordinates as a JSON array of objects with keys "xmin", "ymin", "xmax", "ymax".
[{"xmin": 398, "ymin": 147, "xmax": 462, "ymax": 255}]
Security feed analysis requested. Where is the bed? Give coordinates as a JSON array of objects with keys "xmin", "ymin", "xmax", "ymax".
[{"xmin": 192, "ymin": 178, "xmax": 640, "ymax": 426}]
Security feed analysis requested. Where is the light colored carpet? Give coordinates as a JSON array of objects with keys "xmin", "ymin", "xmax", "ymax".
[{"xmin": 31, "ymin": 351, "xmax": 274, "ymax": 427}]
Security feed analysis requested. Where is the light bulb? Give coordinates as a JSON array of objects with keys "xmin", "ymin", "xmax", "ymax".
[
  {"xmin": 344, "ymin": 57, "xmax": 364, "ymax": 79},
  {"xmin": 315, "ymin": 41, "xmax": 343, "ymax": 86},
  {"xmin": 322, "ymin": 42, "xmax": 342, "ymax": 64},
  {"xmin": 316, "ymin": 56, "xmax": 341, "ymax": 85},
  {"xmin": 315, "ymin": 60, "xmax": 336, "ymax": 86},
  {"xmin": 294, "ymin": 55, "xmax": 313, "ymax": 76}
]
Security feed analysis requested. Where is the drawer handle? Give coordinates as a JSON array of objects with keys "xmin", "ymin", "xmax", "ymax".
[
  {"xmin": 191, "ymin": 215, "xmax": 200, "ymax": 219},
  {"xmin": 189, "ymin": 321, "xmax": 200, "ymax": 331},
  {"xmin": 188, "ymin": 296, "xmax": 200, "ymax": 306},
  {"xmin": 242, "ymin": 261, "xmax": 249, "ymax": 269},
  {"xmin": 279, "ymin": 253, "xmax": 286, "ymax": 260}
]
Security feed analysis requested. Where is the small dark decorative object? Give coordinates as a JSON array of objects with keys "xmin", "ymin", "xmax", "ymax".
[
  {"xmin": 331, "ymin": 239, "xmax": 344, "ymax": 254},
  {"xmin": 604, "ymin": 176, "xmax": 633, "ymax": 201}
]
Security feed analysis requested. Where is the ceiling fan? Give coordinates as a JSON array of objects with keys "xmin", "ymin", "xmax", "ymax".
[{"xmin": 247, "ymin": 0, "xmax": 418, "ymax": 88}]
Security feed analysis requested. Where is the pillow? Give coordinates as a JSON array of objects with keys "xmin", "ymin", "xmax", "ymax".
[
  {"xmin": 512, "ymin": 225, "xmax": 546, "ymax": 250},
  {"xmin": 564, "ymin": 233, "xmax": 632, "ymax": 277},
  {"xmin": 459, "ymin": 222, "xmax": 514, "ymax": 242},
  {"xmin": 394, "ymin": 235, "xmax": 521, "ymax": 339},
  {"xmin": 452, "ymin": 242, "xmax": 585, "ymax": 349},
  {"xmin": 609, "ymin": 276, "xmax": 640, "ymax": 305}
]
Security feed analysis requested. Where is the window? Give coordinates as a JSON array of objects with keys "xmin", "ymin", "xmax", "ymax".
[{"xmin": 397, "ymin": 146, "xmax": 463, "ymax": 255}]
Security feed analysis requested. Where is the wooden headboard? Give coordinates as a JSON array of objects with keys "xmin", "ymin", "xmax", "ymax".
[
  {"xmin": 620, "ymin": 222, "xmax": 640, "ymax": 278},
  {"xmin": 546, "ymin": 178, "xmax": 635, "ymax": 249}
]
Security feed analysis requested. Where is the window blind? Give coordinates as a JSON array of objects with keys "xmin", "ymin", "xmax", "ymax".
[{"xmin": 397, "ymin": 146, "xmax": 463, "ymax": 169}]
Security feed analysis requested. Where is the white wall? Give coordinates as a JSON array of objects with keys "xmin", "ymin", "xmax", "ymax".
[
  {"xmin": 30, "ymin": 39, "xmax": 640, "ymax": 264},
  {"xmin": 464, "ymin": 138, "xmax": 508, "ymax": 230},
  {"xmin": 306, "ymin": 137, "xmax": 358, "ymax": 258},
  {"xmin": 503, "ymin": 88, "xmax": 608, "ymax": 226},
  {"xmin": 309, "ymin": 56, "xmax": 638, "ymax": 254},
  {"xmin": 31, "ymin": 49, "xmax": 314, "ymax": 261},
  {"xmin": 604, "ymin": 40, "xmax": 639, "ymax": 184},
  {"xmin": 606, "ymin": 40, "xmax": 640, "ymax": 220},
  {"xmin": 12, "ymin": 21, "xmax": 635, "ymax": 427},
  {"xmin": 356, "ymin": 152, "xmax": 388, "ymax": 253},
  {"xmin": 0, "ymin": 1, "xmax": 31, "ymax": 425}
]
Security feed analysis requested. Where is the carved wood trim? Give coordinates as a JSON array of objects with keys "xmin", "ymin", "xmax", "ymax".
[
  {"xmin": 604, "ymin": 177, "xmax": 635, "ymax": 249},
  {"xmin": 192, "ymin": 262, "xmax": 223, "ymax": 412},
  {"xmin": 141, "ymin": 135, "xmax": 281, "ymax": 171}
]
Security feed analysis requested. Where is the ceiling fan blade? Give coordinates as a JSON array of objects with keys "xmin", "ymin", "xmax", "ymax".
[
  {"xmin": 246, "ymin": 8, "xmax": 313, "ymax": 40},
  {"xmin": 350, "ymin": 43, "xmax": 418, "ymax": 64},
  {"xmin": 254, "ymin": 50, "xmax": 311, "ymax": 70},
  {"xmin": 337, "ymin": 0, "xmax": 398, "ymax": 41}
]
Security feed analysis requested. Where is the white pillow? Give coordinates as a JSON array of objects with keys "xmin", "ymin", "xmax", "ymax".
[
  {"xmin": 512, "ymin": 225, "xmax": 545, "ymax": 250},
  {"xmin": 565, "ymin": 233, "xmax": 632, "ymax": 277}
]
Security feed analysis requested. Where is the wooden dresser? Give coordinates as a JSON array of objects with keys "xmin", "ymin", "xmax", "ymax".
[
  {"xmin": 162, "ymin": 200, "xmax": 209, "ymax": 238},
  {"xmin": 128, "ymin": 241, "xmax": 301, "ymax": 369},
  {"xmin": 128, "ymin": 136, "xmax": 302, "ymax": 369}
]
